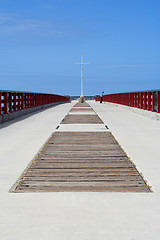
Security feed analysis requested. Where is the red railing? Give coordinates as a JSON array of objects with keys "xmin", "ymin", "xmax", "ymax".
[
  {"xmin": 0, "ymin": 91, "xmax": 70, "ymax": 115},
  {"xmin": 94, "ymin": 90, "xmax": 160, "ymax": 113}
]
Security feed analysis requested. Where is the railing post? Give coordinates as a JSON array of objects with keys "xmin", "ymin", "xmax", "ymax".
[
  {"xmin": 148, "ymin": 92, "xmax": 151, "ymax": 111},
  {"xmin": 152, "ymin": 92, "xmax": 155, "ymax": 112},
  {"xmin": 121, "ymin": 94, "xmax": 123, "ymax": 105},
  {"xmin": 0, "ymin": 92, "xmax": 2, "ymax": 115},
  {"xmin": 9, "ymin": 92, "xmax": 13, "ymax": 113},
  {"xmin": 133, "ymin": 93, "xmax": 135, "ymax": 107},
  {"xmin": 144, "ymin": 92, "xmax": 147, "ymax": 110},
  {"xmin": 18, "ymin": 93, "xmax": 21, "ymax": 110},
  {"xmin": 13, "ymin": 92, "xmax": 17, "ymax": 112},
  {"xmin": 30, "ymin": 93, "xmax": 33, "ymax": 108},
  {"xmin": 157, "ymin": 91, "xmax": 160, "ymax": 113},
  {"xmin": 140, "ymin": 92, "xmax": 143, "ymax": 109},
  {"xmin": 25, "ymin": 93, "xmax": 27, "ymax": 109},
  {"xmin": 126, "ymin": 93, "xmax": 129, "ymax": 106},
  {"xmin": 132, "ymin": 93, "xmax": 134, "ymax": 107},
  {"xmin": 134, "ymin": 93, "xmax": 136, "ymax": 107},
  {"xmin": 32, "ymin": 93, "xmax": 35, "ymax": 107},
  {"xmin": 38, "ymin": 94, "xmax": 40, "ymax": 106},
  {"xmin": 130, "ymin": 93, "xmax": 132, "ymax": 107},
  {"xmin": 33, "ymin": 93, "xmax": 35, "ymax": 107},
  {"xmin": 27, "ymin": 93, "xmax": 30, "ymax": 108},
  {"xmin": 21, "ymin": 93, "xmax": 24, "ymax": 109},
  {"xmin": 122, "ymin": 94, "xmax": 124, "ymax": 105},
  {"xmin": 28, "ymin": 93, "xmax": 31, "ymax": 108},
  {"xmin": 4, "ymin": 92, "xmax": 8, "ymax": 114},
  {"xmin": 35, "ymin": 94, "xmax": 38, "ymax": 106},
  {"xmin": 126, "ymin": 93, "xmax": 128, "ymax": 105},
  {"xmin": 123, "ymin": 93, "xmax": 125, "ymax": 105},
  {"xmin": 136, "ymin": 93, "xmax": 139, "ymax": 108},
  {"xmin": 39, "ymin": 94, "xmax": 44, "ymax": 106}
]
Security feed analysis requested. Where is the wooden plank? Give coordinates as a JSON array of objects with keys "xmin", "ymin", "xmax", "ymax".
[
  {"xmin": 61, "ymin": 114, "xmax": 103, "ymax": 124},
  {"xmin": 70, "ymin": 108, "xmax": 94, "ymax": 112},
  {"xmin": 14, "ymin": 109, "xmax": 151, "ymax": 192}
]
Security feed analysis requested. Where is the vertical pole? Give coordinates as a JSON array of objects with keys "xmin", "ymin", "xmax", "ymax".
[
  {"xmin": 122, "ymin": 94, "xmax": 124, "ymax": 105},
  {"xmin": 133, "ymin": 93, "xmax": 135, "ymax": 107},
  {"xmin": 32, "ymin": 93, "xmax": 34, "ymax": 106},
  {"xmin": 9, "ymin": 92, "xmax": 12, "ymax": 112},
  {"xmin": 81, "ymin": 56, "xmax": 83, "ymax": 96},
  {"xmin": 33, "ymin": 93, "xmax": 35, "ymax": 106},
  {"xmin": 140, "ymin": 92, "xmax": 143, "ymax": 109},
  {"xmin": 152, "ymin": 92, "xmax": 155, "ymax": 112},
  {"xmin": 26, "ymin": 93, "xmax": 28, "ymax": 108},
  {"xmin": 126, "ymin": 93, "xmax": 128, "ymax": 106},
  {"xmin": 35, "ymin": 94, "xmax": 37, "ymax": 106},
  {"xmin": 28, "ymin": 93, "xmax": 30, "ymax": 108},
  {"xmin": 125, "ymin": 93, "xmax": 127, "ymax": 105},
  {"xmin": 157, "ymin": 91, "xmax": 160, "ymax": 113},
  {"xmin": 29, "ymin": 93, "xmax": 31, "ymax": 108},
  {"xmin": 129, "ymin": 93, "xmax": 131, "ymax": 106},
  {"xmin": 0, "ymin": 92, "xmax": 2, "ymax": 115},
  {"xmin": 136, "ymin": 93, "xmax": 139, "ymax": 108},
  {"xmin": 126, "ymin": 93, "xmax": 129, "ymax": 106},
  {"xmin": 24, "ymin": 93, "xmax": 26, "ymax": 109},
  {"xmin": 41, "ymin": 94, "xmax": 43, "ymax": 105},
  {"xmin": 37, "ymin": 93, "xmax": 39, "ymax": 106},
  {"xmin": 148, "ymin": 92, "xmax": 151, "ymax": 111},
  {"xmin": 21, "ymin": 93, "xmax": 24, "ymax": 109},
  {"xmin": 13, "ymin": 92, "xmax": 17, "ymax": 111},
  {"xmin": 18, "ymin": 93, "xmax": 21, "ymax": 110},
  {"xmin": 4, "ymin": 92, "xmax": 8, "ymax": 114},
  {"xmin": 143, "ymin": 92, "xmax": 147, "ymax": 110},
  {"xmin": 121, "ymin": 94, "xmax": 123, "ymax": 105},
  {"xmin": 130, "ymin": 93, "xmax": 133, "ymax": 107},
  {"xmin": 25, "ymin": 93, "xmax": 28, "ymax": 108},
  {"xmin": 131, "ymin": 93, "xmax": 134, "ymax": 107},
  {"xmin": 31, "ymin": 93, "xmax": 33, "ymax": 107},
  {"xmin": 137, "ymin": 93, "xmax": 139, "ymax": 107}
]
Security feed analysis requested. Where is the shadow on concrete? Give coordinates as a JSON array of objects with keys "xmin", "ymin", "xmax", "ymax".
[{"xmin": 0, "ymin": 102, "xmax": 68, "ymax": 130}]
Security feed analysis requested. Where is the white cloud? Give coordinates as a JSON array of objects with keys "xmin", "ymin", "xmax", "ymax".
[
  {"xmin": 104, "ymin": 64, "xmax": 160, "ymax": 68},
  {"xmin": 0, "ymin": 13, "xmax": 69, "ymax": 38},
  {"xmin": 0, "ymin": 12, "xmax": 97, "ymax": 44}
]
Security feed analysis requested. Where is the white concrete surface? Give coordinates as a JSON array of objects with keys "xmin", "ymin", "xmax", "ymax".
[
  {"xmin": 73, "ymin": 107, "xmax": 92, "ymax": 109},
  {"xmin": 68, "ymin": 112, "xmax": 96, "ymax": 114},
  {"xmin": 0, "ymin": 100, "xmax": 160, "ymax": 240},
  {"xmin": 105, "ymin": 102, "xmax": 160, "ymax": 121},
  {"xmin": 57, "ymin": 124, "xmax": 107, "ymax": 132},
  {"xmin": 89, "ymin": 101, "xmax": 160, "ymax": 193}
]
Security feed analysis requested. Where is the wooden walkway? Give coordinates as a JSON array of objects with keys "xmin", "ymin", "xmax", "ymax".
[{"xmin": 14, "ymin": 102, "xmax": 151, "ymax": 192}]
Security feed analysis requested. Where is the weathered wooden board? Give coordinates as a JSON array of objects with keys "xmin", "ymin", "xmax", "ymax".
[
  {"xmin": 61, "ymin": 114, "xmax": 103, "ymax": 124},
  {"xmin": 73, "ymin": 102, "xmax": 90, "ymax": 107},
  {"xmin": 70, "ymin": 108, "xmax": 94, "ymax": 112},
  {"xmin": 14, "ymin": 132, "xmax": 150, "ymax": 192}
]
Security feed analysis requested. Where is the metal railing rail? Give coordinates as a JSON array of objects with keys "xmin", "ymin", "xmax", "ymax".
[
  {"xmin": 0, "ymin": 90, "xmax": 70, "ymax": 115},
  {"xmin": 94, "ymin": 90, "xmax": 160, "ymax": 113}
]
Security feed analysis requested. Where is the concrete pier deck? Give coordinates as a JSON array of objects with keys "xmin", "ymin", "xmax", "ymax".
[{"xmin": 0, "ymin": 101, "xmax": 160, "ymax": 239}]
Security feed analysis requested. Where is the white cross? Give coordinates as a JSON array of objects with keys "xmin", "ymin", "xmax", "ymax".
[{"xmin": 75, "ymin": 56, "xmax": 89, "ymax": 97}]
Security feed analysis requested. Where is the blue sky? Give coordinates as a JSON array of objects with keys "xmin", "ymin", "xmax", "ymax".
[{"xmin": 0, "ymin": 0, "xmax": 159, "ymax": 96}]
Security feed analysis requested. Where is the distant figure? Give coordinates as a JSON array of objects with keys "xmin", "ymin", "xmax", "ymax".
[{"xmin": 100, "ymin": 92, "xmax": 104, "ymax": 103}]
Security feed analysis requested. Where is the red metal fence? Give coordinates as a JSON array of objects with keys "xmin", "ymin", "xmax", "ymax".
[
  {"xmin": 94, "ymin": 90, "xmax": 160, "ymax": 113},
  {"xmin": 0, "ymin": 91, "xmax": 70, "ymax": 115}
]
